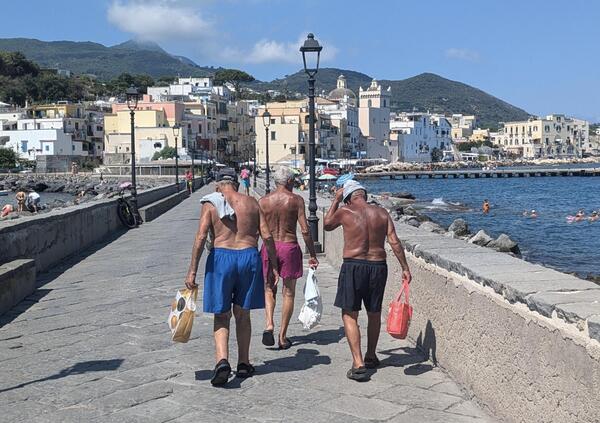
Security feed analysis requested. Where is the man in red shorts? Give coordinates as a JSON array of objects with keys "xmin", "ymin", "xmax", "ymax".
[{"xmin": 259, "ymin": 166, "xmax": 319, "ymax": 349}]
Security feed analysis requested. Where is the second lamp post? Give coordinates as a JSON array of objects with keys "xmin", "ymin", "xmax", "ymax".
[
  {"xmin": 172, "ymin": 123, "xmax": 181, "ymax": 190},
  {"xmin": 262, "ymin": 110, "xmax": 271, "ymax": 194}
]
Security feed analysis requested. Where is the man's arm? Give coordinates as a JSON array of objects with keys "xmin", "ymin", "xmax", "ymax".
[
  {"xmin": 184, "ymin": 203, "xmax": 213, "ymax": 289},
  {"xmin": 323, "ymin": 188, "xmax": 345, "ymax": 231},
  {"xmin": 258, "ymin": 205, "xmax": 280, "ymax": 284},
  {"xmin": 297, "ymin": 197, "xmax": 319, "ymax": 268},
  {"xmin": 386, "ymin": 213, "xmax": 412, "ymax": 283}
]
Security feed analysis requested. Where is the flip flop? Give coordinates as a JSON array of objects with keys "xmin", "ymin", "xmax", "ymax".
[
  {"xmin": 346, "ymin": 366, "xmax": 368, "ymax": 382},
  {"xmin": 262, "ymin": 330, "xmax": 275, "ymax": 346},
  {"xmin": 236, "ymin": 362, "xmax": 255, "ymax": 378},
  {"xmin": 364, "ymin": 356, "xmax": 380, "ymax": 369},
  {"xmin": 210, "ymin": 359, "xmax": 231, "ymax": 386},
  {"xmin": 278, "ymin": 337, "xmax": 292, "ymax": 350}
]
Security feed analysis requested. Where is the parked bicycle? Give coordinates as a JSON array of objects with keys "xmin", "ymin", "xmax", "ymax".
[{"xmin": 116, "ymin": 182, "xmax": 143, "ymax": 229}]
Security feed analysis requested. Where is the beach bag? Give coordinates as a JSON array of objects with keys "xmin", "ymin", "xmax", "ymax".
[
  {"xmin": 387, "ymin": 278, "xmax": 412, "ymax": 339},
  {"xmin": 298, "ymin": 268, "xmax": 322, "ymax": 330},
  {"xmin": 167, "ymin": 288, "xmax": 198, "ymax": 343}
]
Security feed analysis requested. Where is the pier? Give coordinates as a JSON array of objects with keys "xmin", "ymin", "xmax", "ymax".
[{"xmin": 355, "ymin": 167, "xmax": 600, "ymax": 180}]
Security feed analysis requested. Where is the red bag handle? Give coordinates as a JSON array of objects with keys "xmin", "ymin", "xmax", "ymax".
[{"xmin": 395, "ymin": 277, "xmax": 410, "ymax": 304}]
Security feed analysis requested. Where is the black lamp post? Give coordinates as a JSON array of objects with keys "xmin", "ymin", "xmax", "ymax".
[
  {"xmin": 173, "ymin": 123, "xmax": 181, "ymax": 190},
  {"xmin": 253, "ymin": 136, "xmax": 257, "ymax": 188},
  {"xmin": 300, "ymin": 33, "xmax": 322, "ymax": 252},
  {"xmin": 125, "ymin": 85, "xmax": 141, "ymax": 226},
  {"xmin": 262, "ymin": 109, "xmax": 271, "ymax": 194},
  {"xmin": 291, "ymin": 146, "xmax": 297, "ymax": 168}
]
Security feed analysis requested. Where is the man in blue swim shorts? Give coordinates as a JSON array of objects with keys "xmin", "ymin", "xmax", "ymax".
[{"xmin": 185, "ymin": 168, "xmax": 279, "ymax": 386}]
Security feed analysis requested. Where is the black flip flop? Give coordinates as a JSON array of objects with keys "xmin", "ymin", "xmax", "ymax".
[
  {"xmin": 278, "ymin": 337, "xmax": 292, "ymax": 350},
  {"xmin": 262, "ymin": 330, "xmax": 275, "ymax": 346},
  {"xmin": 364, "ymin": 356, "xmax": 380, "ymax": 369},
  {"xmin": 346, "ymin": 366, "xmax": 368, "ymax": 382},
  {"xmin": 236, "ymin": 362, "xmax": 255, "ymax": 378},
  {"xmin": 210, "ymin": 359, "xmax": 231, "ymax": 386}
]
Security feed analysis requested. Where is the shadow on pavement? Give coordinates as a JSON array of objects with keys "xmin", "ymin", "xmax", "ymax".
[
  {"xmin": 290, "ymin": 327, "xmax": 345, "ymax": 346},
  {"xmin": 0, "ymin": 359, "xmax": 124, "ymax": 393},
  {"xmin": 0, "ymin": 288, "xmax": 52, "ymax": 327},
  {"xmin": 376, "ymin": 345, "xmax": 434, "ymax": 376},
  {"xmin": 415, "ymin": 320, "xmax": 437, "ymax": 366}
]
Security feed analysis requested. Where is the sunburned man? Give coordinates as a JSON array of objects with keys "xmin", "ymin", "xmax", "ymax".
[{"xmin": 324, "ymin": 180, "xmax": 412, "ymax": 382}]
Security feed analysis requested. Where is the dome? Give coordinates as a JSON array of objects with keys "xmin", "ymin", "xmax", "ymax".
[{"xmin": 328, "ymin": 74, "xmax": 357, "ymax": 105}]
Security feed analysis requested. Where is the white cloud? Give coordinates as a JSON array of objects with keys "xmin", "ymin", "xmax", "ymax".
[
  {"xmin": 107, "ymin": 0, "xmax": 212, "ymax": 42},
  {"xmin": 445, "ymin": 47, "xmax": 480, "ymax": 62}
]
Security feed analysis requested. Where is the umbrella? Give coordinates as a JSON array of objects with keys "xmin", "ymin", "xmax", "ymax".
[
  {"xmin": 301, "ymin": 174, "xmax": 311, "ymax": 180},
  {"xmin": 318, "ymin": 174, "xmax": 338, "ymax": 181}
]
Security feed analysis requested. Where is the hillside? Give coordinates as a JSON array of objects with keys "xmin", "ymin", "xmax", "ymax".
[
  {"xmin": 260, "ymin": 68, "xmax": 530, "ymax": 127},
  {"xmin": 0, "ymin": 38, "xmax": 214, "ymax": 80}
]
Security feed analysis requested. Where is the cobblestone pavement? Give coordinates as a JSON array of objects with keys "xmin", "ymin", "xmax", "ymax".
[{"xmin": 0, "ymin": 185, "xmax": 495, "ymax": 423}]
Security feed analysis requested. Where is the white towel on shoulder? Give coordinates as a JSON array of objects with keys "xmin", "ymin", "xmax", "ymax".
[{"xmin": 200, "ymin": 192, "xmax": 235, "ymax": 220}]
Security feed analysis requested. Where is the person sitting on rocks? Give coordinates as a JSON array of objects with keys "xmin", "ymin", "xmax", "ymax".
[
  {"xmin": 324, "ymin": 180, "xmax": 412, "ymax": 382},
  {"xmin": 26, "ymin": 191, "xmax": 41, "ymax": 213},
  {"xmin": 15, "ymin": 191, "xmax": 26, "ymax": 212},
  {"xmin": 1, "ymin": 204, "xmax": 13, "ymax": 218}
]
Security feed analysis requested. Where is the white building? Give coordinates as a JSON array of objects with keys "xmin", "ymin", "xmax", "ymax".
[
  {"xmin": 147, "ymin": 77, "xmax": 231, "ymax": 103},
  {"xmin": 358, "ymin": 80, "xmax": 391, "ymax": 157},
  {"xmin": 389, "ymin": 113, "xmax": 453, "ymax": 162}
]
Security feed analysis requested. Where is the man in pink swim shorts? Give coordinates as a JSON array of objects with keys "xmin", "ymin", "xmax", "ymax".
[{"xmin": 259, "ymin": 167, "xmax": 319, "ymax": 349}]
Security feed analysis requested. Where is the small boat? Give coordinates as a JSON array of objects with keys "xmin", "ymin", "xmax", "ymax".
[{"xmin": 0, "ymin": 190, "xmax": 9, "ymax": 196}]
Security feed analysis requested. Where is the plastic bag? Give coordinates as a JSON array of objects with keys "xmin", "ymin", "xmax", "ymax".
[
  {"xmin": 167, "ymin": 288, "xmax": 198, "ymax": 343},
  {"xmin": 387, "ymin": 278, "xmax": 412, "ymax": 339},
  {"xmin": 298, "ymin": 268, "xmax": 322, "ymax": 330}
]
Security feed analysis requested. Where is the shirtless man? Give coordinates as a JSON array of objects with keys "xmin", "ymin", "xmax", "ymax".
[
  {"xmin": 184, "ymin": 168, "xmax": 279, "ymax": 386},
  {"xmin": 324, "ymin": 180, "xmax": 412, "ymax": 382},
  {"xmin": 259, "ymin": 167, "xmax": 319, "ymax": 349}
]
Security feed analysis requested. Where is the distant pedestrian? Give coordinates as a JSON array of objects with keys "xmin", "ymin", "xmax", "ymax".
[
  {"xmin": 15, "ymin": 191, "xmax": 26, "ymax": 212},
  {"xmin": 185, "ymin": 169, "xmax": 193, "ymax": 194},
  {"xmin": 71, "ymin": 162, "xmax": 79, "ymax": 175},
  {"xmin": 26, "ymin": 191, "xmax": 41, "ymax": 213},
  {"xmin": 324, "ymin": 180, "xmax": 412, "ymax": 382},
  {"xmin": 240, "ymin": 166, "xmax": 251, "ymax": 195}
]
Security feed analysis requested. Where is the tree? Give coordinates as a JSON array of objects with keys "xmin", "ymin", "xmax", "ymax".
[
  {"xmin": 0, "ymin": 147, "xmax": 18, "ymax": 169},
  {"xmin": 0, "ymin": 51, "xmax": 39, "ymax": 78},
  {"xmin": 431, "ymin": 147, "xmax": 443, "ymax": 162},
  {"xmin": 152, "ymin": 146, "xmax": 176, "ymax": 161},
  {"xmin": 213, "ymin": 69, "xmax": 255, "ymax": 99}
]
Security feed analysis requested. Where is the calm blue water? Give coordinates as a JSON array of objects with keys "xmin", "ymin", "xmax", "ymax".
[{"xmin": 363, "ymin": 176, "xmax": 600, "ymax": 279}]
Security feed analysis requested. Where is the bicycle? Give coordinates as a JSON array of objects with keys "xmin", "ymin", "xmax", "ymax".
[{"xmin": 116, "ymin": 182, "xmax": 143, "ymax": 229}]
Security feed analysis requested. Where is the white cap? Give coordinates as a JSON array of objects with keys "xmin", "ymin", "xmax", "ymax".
[{"xmin": 343, "ymin": 180, "xmax": 366, "ymax": 202}]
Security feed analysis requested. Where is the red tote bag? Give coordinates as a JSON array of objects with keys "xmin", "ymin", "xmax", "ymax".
[{"xmin": 387, "ymin": 278, "xmax": 413, "ymax": 339}]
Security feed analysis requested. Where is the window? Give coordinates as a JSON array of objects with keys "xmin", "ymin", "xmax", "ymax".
[
  {"xmin": 45, "ymin": 145, "xmax": 49, "ymax": 151},
  {"xmin": 383, "ymin": 99, "xmax": 387, "ymax": 107},
  {"xmin": 21, "ymin": 141, "xmax": 28, "ymax": 153},
  {"xmin": 270, "ymin": 118, "xmax": 276, "ymax": 124},
  {"xmin": 72, "ymin": 145, "xmax": 75, "ymax": 151},
  {"xmin": 368, "ymin": 100, "xmax": 372, "ymax": 107},
  {"xmin": 270, "ymin": 131, "xmax": 276, "ymax": 141},
  {"xmin": 75, "ymin": 122, "xmax": 79, "ymax": 130},
  {"xmin": 305, "ymin": 115, "xmax": 310, "ymax": 124}
]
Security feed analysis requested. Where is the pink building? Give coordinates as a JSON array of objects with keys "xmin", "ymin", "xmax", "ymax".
[{"xmin": 111, "ymin": 95, "xmax": 185, "ymax": 123}]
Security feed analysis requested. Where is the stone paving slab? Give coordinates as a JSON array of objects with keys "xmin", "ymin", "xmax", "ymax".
[{"xmin": 0, "ymin": 185, "xmax": 495, "ymax": 423}]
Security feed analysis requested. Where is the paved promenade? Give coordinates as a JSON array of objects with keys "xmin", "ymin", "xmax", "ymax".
[{"xmin": 0, "ymin": 185, "xmax": 494, "ymax": 422}]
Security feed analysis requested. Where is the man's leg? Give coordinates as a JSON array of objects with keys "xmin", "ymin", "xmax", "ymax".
[
  {"xmin": 365, "ymin": 312, "xmax": 381, "ymax": 361},
  {"xmin": 264, "ymin": 282, "xmax": 276, "ymax": 332},
  {"xmin": 233, "ymin": 305, "xmax": 251, "ymax": 365},
  {"xmin": 214, "ymin": 311, "xmax": 231, "ymax": 362},
  {"xmin": 342, "ymin": 310, "xmax": 364, "ymax": 368},
  {"xmin": 279, "ymin": 278, "xmax": 297, "ymax": 345}
]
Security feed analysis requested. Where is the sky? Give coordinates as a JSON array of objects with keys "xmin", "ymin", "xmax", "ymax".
[{"xmin": 1, "ymin": 0, "xmax": 599, "ymax": 122}]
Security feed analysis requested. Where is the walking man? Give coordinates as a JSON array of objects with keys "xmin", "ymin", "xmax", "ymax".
[
  {"xmin": 259, "ymin": 167, "xmax": 319, "ymax": 349},
  {"xmin": 324, "ymin": 180, "xmax": 412, "ymax": 382},
  {"xmin": 240, "ymin": 166, "xmax": 251, "ymax": 196},
  {"xmin": 184, "ymin": 168, "xmax": 279, "ymax": 386}
]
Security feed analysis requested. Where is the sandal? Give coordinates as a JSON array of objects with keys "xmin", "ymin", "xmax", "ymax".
[
  {"xmin": 346, "ymin": 366, "xmax": 368, "ymax": 382},
  {"xmin": 278, "ymin": 337, "xmax": 292, "ymax": 350},
  {"xmin": 236, "ymin": 362, "xmax": 256, "ymax": 378},
  {"xmin": 364, "ymin": 356, "xmax": 380, "ymax": 369},
  {"xmin": 262, "ymin": 330, "xmax": 275, "ymax": 346},
  {"xmin": 210, "ymin": 359, "xmax": 231, "ymax": 386}
]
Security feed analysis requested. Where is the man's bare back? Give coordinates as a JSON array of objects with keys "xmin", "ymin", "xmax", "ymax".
[
  {"xmin": 211, "ymin": 190, "xmax": 262, "ymax": 249},
  {"xmin": 336, "ymin": 202, "xmax": 390, "ymax": 261},
  {"xmin": 259, "ymin": 189, "xmax": 303, "ymax": 243}
]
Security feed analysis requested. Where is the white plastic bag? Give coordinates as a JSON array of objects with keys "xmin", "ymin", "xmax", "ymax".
[{"xmin": 298, "ymin": 268, "xmax": 322, "ymax": 330}]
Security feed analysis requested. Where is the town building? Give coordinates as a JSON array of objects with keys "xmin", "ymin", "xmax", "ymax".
[
  {"xmin": 389, "ymin": 113, "xmax": 453, "ymax": 162},
  {"xmin": 358, "ymin": 80, "xmax": 391, "ymax": 157},
  {"xmin": 496, "ymin": 114, "xmax": 589, "ymax": 158},
  {"xmin": 450, "ymin": 114, "xmax": 477, "ymax": 143}
]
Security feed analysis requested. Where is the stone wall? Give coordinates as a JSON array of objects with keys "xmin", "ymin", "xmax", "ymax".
[{"xmin": 323, "ymin": 220, "xmax": 600, "ymax": 423}]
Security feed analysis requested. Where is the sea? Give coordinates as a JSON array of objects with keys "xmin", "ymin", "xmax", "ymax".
[{"xmin": 362, "ymin": 169, "xmax": 600, "ymax": 280}]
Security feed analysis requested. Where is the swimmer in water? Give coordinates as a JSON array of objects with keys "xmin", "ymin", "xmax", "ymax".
[
  {"xmin": 589, "ymin": 211, "xmax": 599, "ymax": 222},
  {"xmin": 530, "ymin": 209, "xmax": 538, "ymax": 218},
  {"xmin": 522, "ymin": 210, "xmax": 529, "ymax": 217},
  {"xmin": 482, "ymin": 199, "xmax": 490, "ymax": 214},
  {"xmin": 575, "ymin": 209, "xmax": 586, "ymax": 222}
]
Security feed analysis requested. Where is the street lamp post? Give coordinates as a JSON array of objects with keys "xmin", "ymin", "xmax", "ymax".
[
  {"xmin": 125, "ymin": 85, "xmax": 141, "ymax": 226},
  {"xmin": 172, "ymin": 123, "xmax": 181, "ymax": 190},
  {"xmin": 291, "ymin": 146, "xmax": 297, "ymax": 168},
  {"xmin": 253, "ymin": 137, "xmax": 257, "ymax": 188},
  {"xmin": 262, "ymin": 110, "xmax": 271, "ymax": 194},
  {"xmin": 300, "ymin": 33, "xmax": 323, "ymax": 252}
]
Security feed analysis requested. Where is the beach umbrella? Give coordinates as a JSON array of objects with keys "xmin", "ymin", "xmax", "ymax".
[{"xmin": 318, "ymin": 174, "xmax": 337, "ymax": 181}]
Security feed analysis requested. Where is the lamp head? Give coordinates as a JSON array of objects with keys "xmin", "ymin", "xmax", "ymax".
[
  {"xmin": 262, "ymin": 110, "xmax": 271, "ymax": 128},
  {"xmin": 125, "ymin": 85, "xmax": 140, "ymax": 111},
  {"xmin": 300, "ymin": 33, "xmax": 322, "ymax": 77}
]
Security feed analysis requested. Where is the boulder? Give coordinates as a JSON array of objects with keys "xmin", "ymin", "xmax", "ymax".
[
  {"xmin": 448, "ymin": 218, "xmax": 469, "ymax": 237},
  {"xmin": 397, "ymin": 215, "xmax": 420, "ymax": 227},
  {"xmin": 469, "ymin": 230, "xmax": 493, "ymax": 247},
  {"xmin": 418, "ymin": 221, "xmax": 446, "ymax": 234},
  {"xmin": 488, "ymin": 234, "xmax": 521, "ymax": 255},
  {"xmin": 391, "ymin": 191, "xmax": 416, "ymax": 200}
]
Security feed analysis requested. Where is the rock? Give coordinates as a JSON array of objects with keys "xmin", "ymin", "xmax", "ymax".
[
  {"xmin": 416, "ymin": 214, "xmax": 432, "ymax": 223},
  {"xmin": 418, "ymin": 221, "xmax": 446, "ymax": 234},
  {"xmin": 488, "ymin": 233, "xmax": 521, "ymax": 254},
  {"xmin": 403, "ymin": 206, "xmax": 418, "ymax": 216},
  {"xmin": 469, "ymin": 230, "xmax": 493, "ymax": 246},
  {"xmin": 448, "ymin": 218, "xmax": 469, "ymax": 237},
  {"xmin": 391, "ymin": 191, "xmax": 416, "ymax": 200}
]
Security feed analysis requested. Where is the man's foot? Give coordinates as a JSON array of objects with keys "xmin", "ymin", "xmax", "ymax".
[
  {"xmin": 262, "ymin": 330, "xmax": 275, "ymax": 346},
  {"xmin": 210, "ymin": 359, "xmax": 231, "ymax": 386},
  {"xmin": 236, "ymin": 362, "xmax": 256, "ymax": 378},
  {"xmin": 346, "ymin": 366, "xmax": 368, "ymax": 382},
  {"xmin": 364, "ymin": 356, "xmax": 380, "ymax": 369},
  {"xmin": 278, "ymin": 337, "xmax": 292, "ymax": 350}
]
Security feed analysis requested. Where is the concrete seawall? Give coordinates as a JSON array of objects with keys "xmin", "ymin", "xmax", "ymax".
[
  {"xmin": 323, "ymin": 220, "xmax": 600, "ymax": 423},
  {"xmin": 0, "ymin": 179, "xmax": 203, "ymax": 273}
]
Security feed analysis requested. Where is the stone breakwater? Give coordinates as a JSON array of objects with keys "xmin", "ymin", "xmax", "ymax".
[
  {"xmin": 0, "ymin": 174, "xmax": 175, "ymax": 220},
  {"xmin": 370, "ymin": 192, "xmax": 521, "ymax": 255}
]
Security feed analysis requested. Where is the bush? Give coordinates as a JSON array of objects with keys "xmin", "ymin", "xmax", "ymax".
[
  {"xmin": 152, "ymin": 146, "xmax": 176, "ymax": 160},
  {"xmin": 0, "ymin": 147, "xmax": 18, "ymax": 169}
]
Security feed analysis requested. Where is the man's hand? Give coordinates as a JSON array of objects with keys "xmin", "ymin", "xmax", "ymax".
[
  {"xmin": 308, "ymin": 256, "xmax": 319, "ymax": 269},
  {"xmin": 402, "ymin": 270, "xmax": 412, "ymax": 284},
  {"xmin": 185, "ymin": 273, "xmax": 198, "ymax": 290},
  {"xmin": 335, "ymin": 187, "xmax": 344, "ymax": 203}
]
